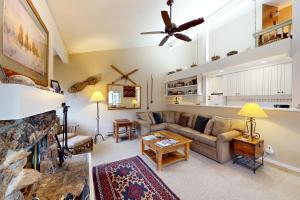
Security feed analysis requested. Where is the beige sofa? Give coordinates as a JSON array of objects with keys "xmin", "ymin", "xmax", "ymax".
[{"xmin": 135, "ymin": 111, "xmax": 245, "ymax": 163}]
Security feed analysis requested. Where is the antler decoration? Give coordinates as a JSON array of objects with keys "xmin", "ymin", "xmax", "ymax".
[{"xmin": 68, "ymin": 75, "xmax": 101, "ymax": 93}]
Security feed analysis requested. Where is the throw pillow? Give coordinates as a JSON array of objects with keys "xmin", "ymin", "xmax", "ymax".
[
  {"xmin": 181, "ymin": 113, "xmax": 194, "ymax": 128},
  {"xmin": 153, "ymin": 112, "xmax": 163, "ymax": 124},
  {"xmin": 148, "ymin": 112, "xmax": 156, "ymax": 125},
  {"xmin": 194, "ymin": 115, "xmax": 210, "ymax": 133},
  {"xmin": 137, "ymin": 113, "xmax": 152, "ymax": 124},
  {"xmin": 204, "ymin": 119, "xmax": 214, "ymax": 135},
  {"xmin": 211, "ymin": 116, "xmax": 232, "ymax": 136},
  {"xmin": 178, "ymin": 115, "xmax": 189, "ymax": 127}
]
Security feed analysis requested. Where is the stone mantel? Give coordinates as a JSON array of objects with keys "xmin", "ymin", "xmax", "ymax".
[{"xmin": 0, "ymin": 84, "xmax": 64, "ymax": 120}]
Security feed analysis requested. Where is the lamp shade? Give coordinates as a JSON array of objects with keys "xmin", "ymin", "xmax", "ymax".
[
  {"xmin": 238, "ymin": 103, "xmax": 267, "ymax": 118},
  {"xmin": 132, "ymin": 99, "xmax": 138, "ymax": 105},
  {"xmin": 90, "ymin": 91, "xmax": 105, "ymax": 102}
]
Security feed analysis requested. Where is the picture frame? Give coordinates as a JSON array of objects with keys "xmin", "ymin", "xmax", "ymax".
[
  {"xmin": 50, "ymin": 80, "xmax": 61, "ymax": 93},
  {"xmin": 2, "ymin": 0, "xmax": 49, "ymax": 86}
]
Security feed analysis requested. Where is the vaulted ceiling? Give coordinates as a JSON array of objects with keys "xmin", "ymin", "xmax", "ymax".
[{"xmin": 46, "ymin": 0, "xmax": 233, "ymax": 53}]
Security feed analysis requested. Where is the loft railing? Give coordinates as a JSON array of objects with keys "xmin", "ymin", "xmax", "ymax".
[{"xmin": 253, "ymin": 19, "xmax": 292, "ymax": 47}]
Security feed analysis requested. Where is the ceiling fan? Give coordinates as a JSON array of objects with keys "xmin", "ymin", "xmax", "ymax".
[{"xmin": 140, "ymin": 0, "xmax": 205, "ymax": 46}]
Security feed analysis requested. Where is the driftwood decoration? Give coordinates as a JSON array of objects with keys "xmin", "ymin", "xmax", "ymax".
[
  {"xmin": 68, "ymin": 75, "xmax": 101, "ymax": 93},
  {"xmin": 111, "ymin": 65, "xmax": 138, "ymax": 85}
]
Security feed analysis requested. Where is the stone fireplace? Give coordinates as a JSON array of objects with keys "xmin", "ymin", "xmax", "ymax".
[{"xmin": 0, "ymin": 111, "xmax": 59, "ymax": 200}]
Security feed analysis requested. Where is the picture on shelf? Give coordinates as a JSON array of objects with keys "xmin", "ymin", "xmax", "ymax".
[{"xmin": 50, "ymin": 80, "xmax": 61, "ymax": 93}]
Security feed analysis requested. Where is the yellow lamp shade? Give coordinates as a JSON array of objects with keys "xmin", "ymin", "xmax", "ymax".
[
  {"xmin": 90, "ymin": 91, "xmax": 105, "ymax": 102},
  {"xmin": 132, "ymin": 99, "xmax": 138, "ymax": 105},
  {"xmin": 238, "ymin": 103, "xmax": 267, "ymax": 118}
]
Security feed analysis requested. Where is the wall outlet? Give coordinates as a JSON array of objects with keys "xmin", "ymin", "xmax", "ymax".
[{"xmin": 265, "ymin": 145, "xmax": 274, "ymax": 155}]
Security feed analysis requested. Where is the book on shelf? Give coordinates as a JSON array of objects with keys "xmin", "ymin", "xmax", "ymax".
[{"xmin": 155, "ymin": 139, "xmax": 178, "ymax": 147}]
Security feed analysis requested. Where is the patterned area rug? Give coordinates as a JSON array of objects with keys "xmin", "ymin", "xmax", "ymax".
[{"xmin": 93, "ymin": 156, "xmax": 180, "ymax": 200}]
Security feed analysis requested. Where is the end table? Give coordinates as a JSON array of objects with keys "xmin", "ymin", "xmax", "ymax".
[
  {"xmin": 232, "ymin": 136, "xmax": 264, "ymax": 173},
  {"xmin": 113, "ymin": 119, "xmax": 134, "ymax": 143}
]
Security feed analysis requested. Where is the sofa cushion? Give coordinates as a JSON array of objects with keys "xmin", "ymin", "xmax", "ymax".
[
  {"xmin": 193, "ymin": 134, "xmax": 217, "ymax": 147},
  {"xmin": 204, "ymin": 119, "xmax": 214, "ymax": 135},
  {"xmin": 178, "ymin": 127, "xmax": 201, "ymax": 139},
  {"xmin": 175, "ymin": 112, "xmax": 182, "ymax": 123},
  {"xmin": 165, "ymin": 123, "xmax": 182, "ymax": 133},
  {"xmin": 194, "ymin": 115, "xmax": 210, "ymax": 133},
  {"xmin": 163, "ymin": 111, "xmax": 176, "ymax": 123},
  {"xmin": 137, "ymin": 112, "xmax": 153, "ymax": 124},
  {"xmin": 211, "ymin": 116, "xmax": 232, "ymax": 137},
  {"xmin": 231, "ymin": 119, "xmax": 246, "ymax": 132},
  {"xmin": 150, "ymin": 123, "xmax": 166, "ymax": 132},
  {"xmin": 181, "ymin": 113, "xmax": 195, "ymax": 128},
  {"xmin": 153, "ymin": 112, "xmax": 163, "ymax": 124},
  {"xmin": 178, "ymin": 115, "xmax": 189, "ymax": 127}
]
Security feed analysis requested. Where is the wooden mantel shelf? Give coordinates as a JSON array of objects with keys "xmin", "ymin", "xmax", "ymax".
[{"xmin": 0, "ymin": 84, "xmax": 64, "ymax": 120}]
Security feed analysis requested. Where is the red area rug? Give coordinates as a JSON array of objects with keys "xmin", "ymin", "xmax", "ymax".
[{"xmin": 93, "ymin": 156, "xmax": 180, "ymax": 200}]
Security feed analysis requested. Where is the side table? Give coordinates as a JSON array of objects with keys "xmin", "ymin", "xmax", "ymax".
[
  {"xmin": 113, "ymin": 119, "xmax": 134, "ymax": 143},
  {"xmin": 232, "ymin": 136, "xmax": 264, "ymax": 173}
]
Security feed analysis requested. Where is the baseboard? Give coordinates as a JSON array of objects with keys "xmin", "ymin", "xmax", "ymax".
[{"xmin": 264, "ymin": 158, "xmax": 300, "ymax": 174}]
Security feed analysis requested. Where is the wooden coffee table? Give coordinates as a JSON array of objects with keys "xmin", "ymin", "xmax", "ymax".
[{"xmin": 141, "ymin": 130, "xmax": 192, "ymax": 170}]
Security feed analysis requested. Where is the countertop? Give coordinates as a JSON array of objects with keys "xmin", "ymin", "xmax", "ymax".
[{"xmin": 166, "ymin": 103, "xmax": 300, "ymax": 112}]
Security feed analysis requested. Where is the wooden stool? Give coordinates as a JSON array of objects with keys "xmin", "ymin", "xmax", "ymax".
[{"xmin": 113, "ymin": 119, "xmax": 134, "ymax": 143}]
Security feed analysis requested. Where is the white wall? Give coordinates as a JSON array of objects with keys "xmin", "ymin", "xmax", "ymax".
[
  {"xmin": 208, "ymin": 9, "xmax": 256, "ymax": 58},
  {"xmin": 292, "ymin": 0, "xmax": 300, "ymax": 107},
  {"xmin": 54, "ymin": 42, "xmax": 196, "ymax": 135}
]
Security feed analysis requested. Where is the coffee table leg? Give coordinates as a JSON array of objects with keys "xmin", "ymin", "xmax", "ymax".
[
  {"xmin": 116, "ymin": 126, "xmax": 119, "ymax": 143},
  {"xmin": 157, "ymin": 152, "xmax": 163, "ymax": 170},
  {"xmin": 184, "ymin": 143, "xmax": 190, "ymax": 161},
  {"xmin": 141, "ymin": 140, "xmax": 145, "ymax": 155}
]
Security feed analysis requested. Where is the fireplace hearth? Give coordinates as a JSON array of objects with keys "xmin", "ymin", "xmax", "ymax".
[{"xmin": 0, "ymin": 111, "xmax": 59, "ymax": 200}]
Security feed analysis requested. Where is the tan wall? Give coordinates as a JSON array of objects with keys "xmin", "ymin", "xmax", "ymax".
[
  {"xmin": 278, "ymin": 5, "xmax": 292, "ymax": 23},
  {"xmin": 54, "ymin": 43, "xmax": 196, "ymax": 134},
  {"xmin": 167, "ymin": 105, "xmax": 300, "ymax": 169}
]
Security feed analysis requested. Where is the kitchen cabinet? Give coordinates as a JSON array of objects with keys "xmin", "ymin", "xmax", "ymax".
[{"xmin": 223, "ymin": 63, "xmax": 292, "ymax": 97}]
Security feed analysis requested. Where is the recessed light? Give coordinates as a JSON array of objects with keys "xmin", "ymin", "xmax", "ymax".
[
  {"xmin": 219, "ymin": 70, "xmax": 225, "ymax": 73},
  {"xmin": 261, "ymin": 60, "xmax": 268, "ymax": 64}
]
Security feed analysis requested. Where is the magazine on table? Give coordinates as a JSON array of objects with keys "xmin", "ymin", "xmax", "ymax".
[
  {"xmin": 155, "ymin": 139, "xmax": 178, "ymax": 147},
  {"xmin": 143, "ymin": 135, "xmax": 157, "ymax": 141}
]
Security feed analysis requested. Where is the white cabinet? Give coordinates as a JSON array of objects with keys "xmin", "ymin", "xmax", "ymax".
[
  {"xmin": 270, "ymin": 64, "xmax": 292, "ymax": 95},
  {"xmin": 223, "ymin": 63, "xmax": 292, "ymax": 97},
  {"xmin": 207, "ymin": 76, "xmax": 224, "ymax": 95}
]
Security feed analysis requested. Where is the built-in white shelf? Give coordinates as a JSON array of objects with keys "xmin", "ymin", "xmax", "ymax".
[
  {"xmin": 167, "ymin": 85, "xmax": 197, "ymax": 90},
  {"xmin": 0, "ymin": 84, "xmax": 64, "ymax": 120},
  {"xmin": 165, "ymin": 38, "xmax": 292, "ymax": 82}
]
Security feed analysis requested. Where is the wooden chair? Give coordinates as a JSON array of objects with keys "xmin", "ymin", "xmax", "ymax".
[{"xmin": 58, "ymin": 124, "xmax": 93, "ymax": 155}]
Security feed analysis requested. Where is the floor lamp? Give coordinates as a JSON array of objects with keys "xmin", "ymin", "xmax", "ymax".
[{"xmin": 90, "ymin": 91, "xmax": 105, "ymax": 143}]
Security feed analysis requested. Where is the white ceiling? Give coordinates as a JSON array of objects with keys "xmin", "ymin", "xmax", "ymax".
[{"xmin": 46, "ymin": 0, "xmax": 232, "ymax": 53}]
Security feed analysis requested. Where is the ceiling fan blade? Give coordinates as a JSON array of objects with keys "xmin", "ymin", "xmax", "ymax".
[
  {"xmin": 174, "ymin": 33, "xmax": 192, "ymax": 42},
  {"xmin": 161, "ymin": 11, "xmax": 172, "ymax": 29},
  {"xmin": 159, "ymin": 35, "xmax": 170, "ymax": 46},
  {"xmin": 140, "ymin": 31, "xmax": 166, "ymax": 35},
  {"xmin": 176, "ymin": 17, "xmax": 204, "ymax": 32}
]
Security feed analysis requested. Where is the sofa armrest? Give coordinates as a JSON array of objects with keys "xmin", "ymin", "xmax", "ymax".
[
  {"xmin": 135, "ymin": 119, "xmax": 151, "ymax": 128},
  {"xmin": 217, "ymin": 130, "xmax": 242, "ymax": 142}
]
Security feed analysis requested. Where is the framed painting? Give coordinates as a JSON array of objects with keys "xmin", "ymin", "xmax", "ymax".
[{"xmin": 2, "ymin": 0, "xmax": 49, "ymax": 86}]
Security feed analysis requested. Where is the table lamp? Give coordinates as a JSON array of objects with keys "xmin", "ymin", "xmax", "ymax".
[
  {"xmin": 132, "ymin": 99, "xmax": 138, "ymax": 108},
  {"xmin": 90, "ymin": 91, "xmax": 105, "ymax": 143},
  {"xmin": 238, "ymin": 103, "xmax": 267, "ymax": 141}
]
